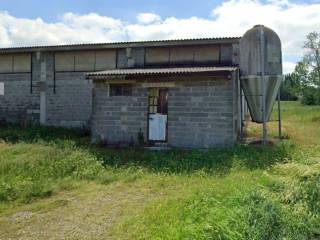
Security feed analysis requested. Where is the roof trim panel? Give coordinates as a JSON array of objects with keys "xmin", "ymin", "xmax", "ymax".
[
  {"xmin": 86, "ymin": 67, "xmax": 238, "ymax": 79},
  {"xmin": 0, "ymin": 37, "xmax": 241, "ymax": 54}
]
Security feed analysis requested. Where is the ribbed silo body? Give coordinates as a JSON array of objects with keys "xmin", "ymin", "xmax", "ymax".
[{"xmin": 240, "ymin": 25, "xmax": 283, "ymax": 123}]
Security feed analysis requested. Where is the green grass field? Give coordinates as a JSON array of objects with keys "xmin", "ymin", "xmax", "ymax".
[{"xmin": 0, "ymin": 101, "xmax": 319, "ymax": 239}]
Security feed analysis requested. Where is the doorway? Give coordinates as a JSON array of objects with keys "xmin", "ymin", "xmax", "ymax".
[{"xmin": 148, "ymin": 88, "xmax": 168, "ymax": 142}]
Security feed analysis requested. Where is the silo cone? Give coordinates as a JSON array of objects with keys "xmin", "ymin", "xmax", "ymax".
[
  {"xmin": 240, "ymin": 25, "xmax": 283, "ymax": 123},
  {"xmin": 241, "ymin": 75, "xmax": 283, "ymax": 123}
]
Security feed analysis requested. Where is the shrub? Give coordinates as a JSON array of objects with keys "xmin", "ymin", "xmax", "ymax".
[{"xmin": 301, "ymin": 87, "xmax": 320, "ymax": 105}]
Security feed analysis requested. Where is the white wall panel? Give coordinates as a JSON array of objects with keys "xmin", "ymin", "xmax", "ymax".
[
  {"xmin": 194, "ymin": 45, "xmax": 220, "ymax": 63},
  {"xmin": 55, "ymin": 52, "xmax": 75, "ymax": 71},
  {"xmin": 0, "ymin": 82, "xmax": 4, "ymax": 95},
  {"xmin": 95, "ymin": 50, "xmax": 116, "ymax": 70},
  {"xmin": 0, "ymin": 55, "xmax": 13, "ymax": 73},
  {"xmin": 170, "ymin": 46, "xmax": 194, "ymax": 64},
  {"xmin": 75, "ymin": 51, "xmax": 95, "ymax": 71},
  {"xmin": 13, "ymin": 54, "xmax": 31, "ymax": 72},
  {"xmin": 145, "ymin": 47, "xmax": 170, "ymax": 65}
]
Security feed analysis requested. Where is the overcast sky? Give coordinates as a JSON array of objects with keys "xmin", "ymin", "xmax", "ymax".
[{"xmin": 1, "ymin": 0, "xmax": 320, "ymax": 73}]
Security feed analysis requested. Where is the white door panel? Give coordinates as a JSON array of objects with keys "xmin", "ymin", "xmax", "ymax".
[{"xmin": 149, "ymin": 114, "xmax": 167, "ymax": 141}]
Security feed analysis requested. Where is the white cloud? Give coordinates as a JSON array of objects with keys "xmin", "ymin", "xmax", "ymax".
[
  {"xmin": 0, "ymin": 0, "xmax": 319, "ymax": 70},
  {"xmin": 283, "ymin": 61, "xmax": 297, "ymax": 74},
  {"xmin": 0, "ymin": 11, "xmax": 126, "ymax": 47},
  {"xmin": 266, "ymin": 0, "xmax": 291, "ymax": 7},
  {"xmin": 136, "ymin": 13, "xmax": 161, "ymax": 24}
]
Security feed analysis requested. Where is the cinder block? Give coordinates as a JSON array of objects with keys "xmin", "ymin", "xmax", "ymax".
[{"xmin": 168, "ymin": 79, "xmax": 234, "ymax": 148}]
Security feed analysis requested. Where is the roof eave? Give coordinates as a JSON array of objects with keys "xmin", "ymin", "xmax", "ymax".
[
  {"xmin": 0, "ymin": 38, "xmax": 241, "ymax": 54},
  {"xmin": 86, "ymin": 67, "xmax": 239, "ymax": 81}
]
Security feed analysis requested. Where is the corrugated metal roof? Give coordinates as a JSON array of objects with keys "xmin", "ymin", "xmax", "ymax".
[
  {"xmin": 0, "ymin": 37, "xmax": 240, "ymax": 53},
  {"xmin": 86, "ymin": 67, "xmax": 238, "ymax": 78}
]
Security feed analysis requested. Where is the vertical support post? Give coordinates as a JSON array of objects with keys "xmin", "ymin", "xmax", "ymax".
[
  {"xmin": 235, "ymin": 70, "xmax": 242, "ymax": 143},
  {"xmin": 278, "ymin": 88, "xmax": 282, "ymax": 139},
  {"xmin": 238, "ymin": 69, "xmax": 244, "ymax": 142},
  {"xmin": 260, "ymin": 26, "xmax": 267, "ymax": 145},
  {"xmin": 240, "ymin": 87, "xmax": 243, "ymax": 141},
  {"xmin": 53, "ymin": 53, "xmax": 56, "ymax": 94},
  {"xmin": 40, "ymin": 60, "xmax": 46, "ymax": 125},
  {"xmin": 30, "ymin": 54, "xmax": 33, "ymax": 94}
]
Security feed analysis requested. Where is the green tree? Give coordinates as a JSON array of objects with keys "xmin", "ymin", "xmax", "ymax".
[
  {"xmin": 292, "ymin": 59, "xmax": 310, "ymax": 89},
  {"xmin": 280, "ymin": 73, "xmax": 299, "ymax": 100},
  {"xmin": 288, "ymin": 32, "xmax": 320, "ymax": 105},
  {"xmin": 304, "ymin": 32, "xmax": 320, "ymax": 98}
]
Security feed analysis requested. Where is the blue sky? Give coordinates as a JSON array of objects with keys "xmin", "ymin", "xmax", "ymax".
[
  {"xmin": 1, "ymin": 0, "xmax": 320, "ymax": 73},
  {"xmin": 2, "ymin": 0, "xmax": 220, "ymax": 22},
  {"xmin": 0, "ymin": 0, "xmax": 317, "ymax": 22}
]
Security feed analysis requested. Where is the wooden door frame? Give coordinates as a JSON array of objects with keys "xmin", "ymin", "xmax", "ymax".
[{"xmin": 147, "ymin": 88, "xmax": 168, "ymax": 144}]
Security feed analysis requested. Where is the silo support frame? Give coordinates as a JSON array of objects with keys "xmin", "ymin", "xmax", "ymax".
[
  {"xmin": 239, "ymin": 84, "xmax": 283, "ymax": 144},
  {"xmin": 240, "ymin": 88, "xmax": 244, "ymax": 142},
  {"xmin": 277, "ymin": 88, "xmax": 282, "ymax": 139}
]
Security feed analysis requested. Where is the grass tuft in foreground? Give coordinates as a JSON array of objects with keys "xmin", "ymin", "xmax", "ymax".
[{"xmin": 0, "ymin": 101, "xmax": 319, "ymax": 239}]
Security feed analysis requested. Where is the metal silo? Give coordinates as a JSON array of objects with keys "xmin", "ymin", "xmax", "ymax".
[{"xmin": 240, "ymin": 25, "xmax": 283, "ymax": 143}]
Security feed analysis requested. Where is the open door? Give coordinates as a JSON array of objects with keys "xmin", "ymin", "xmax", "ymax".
[{"xmin": 148, "ymin": 88, "xmax": 168, "ymax": 142}]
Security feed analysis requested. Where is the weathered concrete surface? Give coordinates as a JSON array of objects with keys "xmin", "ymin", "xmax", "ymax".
[
  {"xmin": 0, "ymin": 73, "xmax": 39, "ymax": 123},
  {"xmin": 91, "ymin": 82, "xmax": 148, "ymax": 144},
  {"xmin": 0, "ymin": 41, "xmax": 239, "ymax": 136},
  {"xmin": 46, "ymin": 72, "xmax": 92, "ymax": 128},
  {"xmin": 167, "ymin": 77, "xmax": 235, "ymax": 148},
  {"xmin": 0, "ymin": 52, "xmax": 41, "ymax": 123},
  {"xmin": 92, "ymin": 75, "xmax": 236, "ymax": 148}
]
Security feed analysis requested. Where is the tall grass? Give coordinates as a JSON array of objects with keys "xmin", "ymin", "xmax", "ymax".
[
  {"xmin": 0, "ymin": 101, "xmax": 319, "ymax": 239},
  {"xmin": 0, "ymin": 123, "xmax": 294, "ymax": 204},
  {"xmin": 115, "ymin": 170, "xmax": 320, "ymax": 240},
  {"xmin": 0, "ymin": 143, "xmax": 104, "ymax": 203}
]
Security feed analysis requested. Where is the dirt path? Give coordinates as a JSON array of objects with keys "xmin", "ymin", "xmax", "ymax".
[{"xmin": 0, "ymin": 181, "xmax": 157, "ymax": 240}]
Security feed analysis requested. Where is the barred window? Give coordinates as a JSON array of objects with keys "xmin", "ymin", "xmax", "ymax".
[{"xmin": 110, "ymin": 84, "xmax": 132, "ymax": 96}]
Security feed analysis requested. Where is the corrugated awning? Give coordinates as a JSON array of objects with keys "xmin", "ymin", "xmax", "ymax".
[{"xmin": 86, "ymin": 67, "xmax": 238, "ymax": 79}]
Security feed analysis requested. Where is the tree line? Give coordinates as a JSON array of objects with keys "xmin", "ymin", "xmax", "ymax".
[{"xmin": 281, "ymin": 32, "xmax": 320, "ymax": 105}]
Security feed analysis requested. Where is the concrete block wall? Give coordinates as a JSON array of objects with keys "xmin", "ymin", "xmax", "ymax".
[
  {"xmin": 0, "ymin": 52, "xmax": 44, "ymax": 123},
  {"xmin": 0, "ymin": 41, "xmax": 239, "ymax": 131},
  {"xmin": 46, "ymin": 72, "xmax": 92, "ymax": 128},
  {"xmin": 91, "ymin": 76, "xmax": 235, "ymax": 148},
  {"xmin": 0, "ymin": 51, "xmax": 92, "ymax": 127},
  {"xmin": 38, "ymin": 52, "xmax": 92, "ymax": 127},
  {"xmin": 91, "ymin": 83, "xmax": 148, "ymax": 144},
  {"xmin": 0, "ymin": 73, "xmax": 39, "ymax": 122},
  {"xmin": 168, "ymin": 78, "xmax": 235, "ymax": 148}
]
